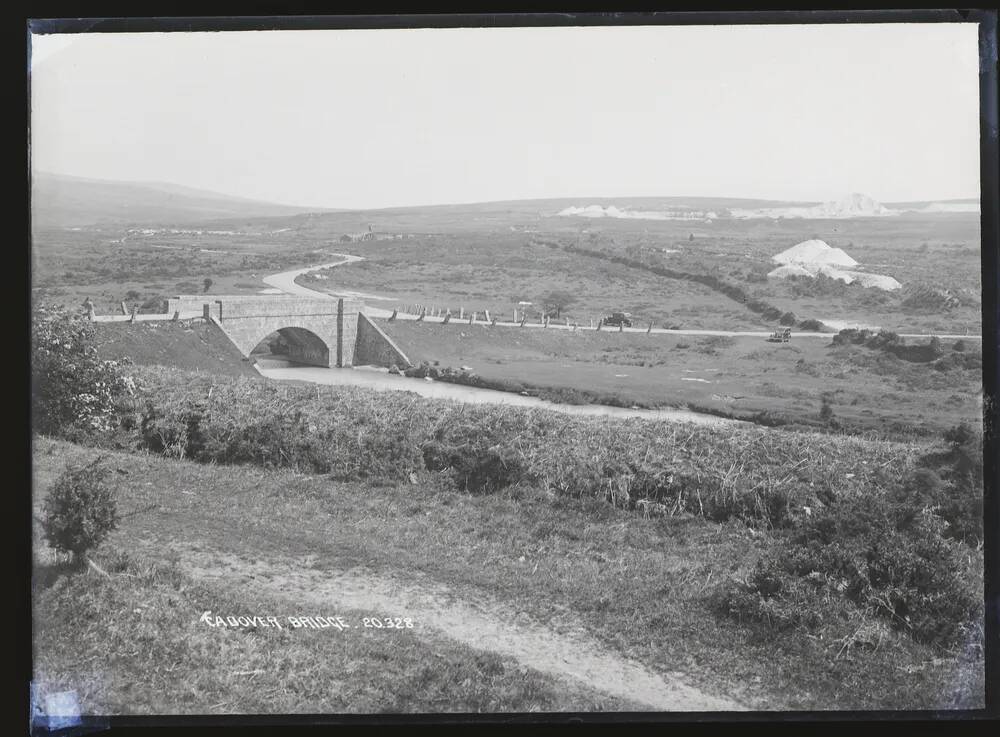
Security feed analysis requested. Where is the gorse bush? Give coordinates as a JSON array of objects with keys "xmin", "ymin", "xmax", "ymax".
[
  {"xmin": 41, "ymin": 458, "xmax": 119, "ymax": 560},
  {"xmin": 913, "ymin": 422, "xmax": 984, "ymax": 546},
  {"xmin": 32, "ymin": 307, "xmax": 136, "ymax": 436},
  {"xmin": 108, "ymin": 366, "xmax": 917, "ymax": 528},
  {"xmin": 717, "ymin": 423, "xmax": 984, "ymax": 650},
  {"xmin": 798, "ymin": 319, "xmax": 824, "ymax": 331},
  {"xmin": 136, "ymin": 370, "xmax": 431, "ymax": 483},
  {"xmin": 832, "ymin": 329, "xmax": 949, "ymax": 364},
  {"xmin": 422, "ymin": 407, "xmax": 536, "ymax": 493}
]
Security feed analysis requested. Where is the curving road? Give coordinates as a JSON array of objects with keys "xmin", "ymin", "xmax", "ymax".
[{"xmin": 261, "ymin": 253, "xmax": 364, "ymax": 299}]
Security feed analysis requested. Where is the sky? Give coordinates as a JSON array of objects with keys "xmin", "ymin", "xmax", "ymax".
[{"xmin": 29, "ymin": 23, "xmax": 982, "ymax": 209}]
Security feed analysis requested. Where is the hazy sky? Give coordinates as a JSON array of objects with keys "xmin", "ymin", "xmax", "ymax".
[{"xmin": 30, "ymin": 24, "xmax": 981, "ymax": 209}]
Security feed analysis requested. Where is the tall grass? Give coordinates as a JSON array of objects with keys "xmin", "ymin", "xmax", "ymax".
[{"xmin": 114, "ymin": 366, "xmax": 917, "ymax": 527}]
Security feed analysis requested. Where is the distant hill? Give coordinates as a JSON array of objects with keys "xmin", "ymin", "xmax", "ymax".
[{"xmin": 31, "ymin": 172, "xmax": 328, "ymax": 227}]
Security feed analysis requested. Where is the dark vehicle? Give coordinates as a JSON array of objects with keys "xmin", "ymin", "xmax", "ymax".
[{"xmin": 602, "ymin": 312, "xmax": 633, "ymax": 328}]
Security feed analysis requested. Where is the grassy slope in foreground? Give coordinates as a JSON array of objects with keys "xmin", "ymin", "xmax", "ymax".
[
  {"xmin": 33, "ymin": 546, "xmax": 629, "ymax": 715},
  {"xmin": 33, "ymin": 437, "xmax": 983, "ymax": 712}
]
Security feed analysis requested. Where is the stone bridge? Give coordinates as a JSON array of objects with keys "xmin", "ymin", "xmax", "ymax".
[{"xmin": 165, "ymin": 294, "xmax": 410, "ymax": 369}]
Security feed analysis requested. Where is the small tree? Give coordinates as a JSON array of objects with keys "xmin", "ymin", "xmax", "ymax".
[
  {"xmin": 42, "ymin": 459, "xmax": 119, "ymax": 562},
  {"xmin": 202, "ymin": 278, "xmax": 214, "ymax": 293},
  {"xmin": 537, "ymin": 289, "xmax": 577, "ymax": 319}
]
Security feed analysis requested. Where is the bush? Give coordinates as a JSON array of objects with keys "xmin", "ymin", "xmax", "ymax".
[
  {"xmin": 718, "ymin": 476, "xmax": 983, "ymax": 649},
  {"xmin": 41, "ymin": 458, "xmax": 119, "ymax": 560},
  {"xmin": 833, "ymin": 329, "xmax": 947, "ymax": 364},
  {"xmin": 798, "ymin": 319, "xmax": 824, "ymax": 331},
  {"xmin": 917, "ymin": 423, "xmax": 984, "ymax": 546},
  {"xmin": 82, "ymin": 366, "xmax": 918, "ymax": 530},
  {"xmin": 422, "ymin": 407, "xmax": 537, "ymax": 493},
  {"xmin": 779, "ymin": 311, "xmax": 797, "ymax": 326},
  {"xmin": 137, "ymin": 377, "xmax": 428, "ymax": 483},
  {"xmin": 32, "ymin": 307, "xmax": 136, "ymax": 436}
]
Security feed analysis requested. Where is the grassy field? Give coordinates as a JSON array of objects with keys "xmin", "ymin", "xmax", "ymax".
[
  {"xmin": 297, "ymin": 234, "xmax": 768, "ymax": 331},
  {"xmin": 31, "ymin": 222, "xmax": 335, "ymax": 316},
  {"xmin": 33, "ymin": 200, "xmax": 981, "ymax": 337},
  {"xmin": 32, "ymin": 436, "xmax": 984, "ymax": 712},
  {"xmin": 378, "ymin": 319, "xmax": 982, "ymax": 438},
  {"xmin": 291, "ymin": 208, "xmax": 981, "ymax": 336}
]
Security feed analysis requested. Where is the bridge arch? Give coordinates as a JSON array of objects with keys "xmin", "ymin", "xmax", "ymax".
[{"xmin": 249, "ymin": 326, "xmax": 331, "ymax": 367}]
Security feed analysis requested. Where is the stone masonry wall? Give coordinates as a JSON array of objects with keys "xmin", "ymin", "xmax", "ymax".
[{"xmin": 354, "ymin": 313, "xmax": 412, "ymax": 368}]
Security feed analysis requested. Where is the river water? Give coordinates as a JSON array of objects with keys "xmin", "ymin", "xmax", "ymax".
[{"xmin": 254, "ymin": 361, "xmax": 736, "ymax": 426}]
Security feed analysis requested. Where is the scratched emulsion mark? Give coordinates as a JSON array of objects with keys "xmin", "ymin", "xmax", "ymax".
[{"xmin": 30, "ymin": 683, "xmax": 81, "ymax": 732}]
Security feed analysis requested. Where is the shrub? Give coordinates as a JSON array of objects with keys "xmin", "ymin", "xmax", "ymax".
[
  {"xmin": 798, "ymin": 319, "xmax": 824, "ymax": 331},
  {"xmin": 88, "ymin": 366, "xmax": 920, "ymax": 531},
  {"xmin": 718, "ymin": 484, "xmax": 983, "ymax": 649},
  {"xmin": 919, "ymin": 423, "xmax": 984, "ymax": 546},
  {"xmin": 779, "ymin": 311, "xmax": 797, "ymax": 326},
  {"xmin": 422, "ymin": 406, "xmax": 538, "ymax": 493},
  {"xmin": 32, "ymin": 307, "xmax": 136, "ymax": 436},
  {"xmin": 41, "ymin": 458, "xmax": 119, "ymax": 561}
]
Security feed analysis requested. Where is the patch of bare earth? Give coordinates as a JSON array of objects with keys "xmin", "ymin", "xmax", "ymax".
[{"xmin": 163, "ymin": 542, "xmax": 745, "ymax": 712}]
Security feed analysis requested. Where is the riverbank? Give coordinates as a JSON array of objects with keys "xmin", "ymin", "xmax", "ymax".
[{"xmin": 255, "ymin": 362, "xmax": 736, "ymax": 426}]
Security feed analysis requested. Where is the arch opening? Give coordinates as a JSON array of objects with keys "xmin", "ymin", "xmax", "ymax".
[{"xmin": 249, "ymin": 327, "xmax": 331, "ymax": 368}]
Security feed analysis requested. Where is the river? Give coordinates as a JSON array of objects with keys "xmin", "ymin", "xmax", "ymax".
[{"xmin": 254, "ymin": 360, "xmax": 736, "ymax": 426}]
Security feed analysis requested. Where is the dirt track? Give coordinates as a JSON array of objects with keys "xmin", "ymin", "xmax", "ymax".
[{"xmin": 166, "ymin": 542, "xmax": 746, "ymax": 712}]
